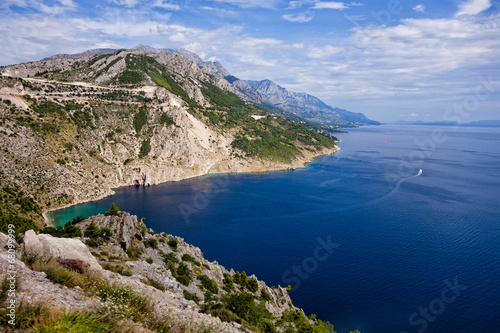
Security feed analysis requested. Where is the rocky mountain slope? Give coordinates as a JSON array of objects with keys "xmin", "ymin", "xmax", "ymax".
[
  {"xmin": 245, "ymin": 80, "xmax": 379, "ymax": 127},
  {"xmin": 0, "ymin": 208, "xmax": 335, "ymax": 332},
  {"xmin": 41, "ymin": 45, "xmax": 375, "ymax": 127},
  {"xmin": 0, "ymin": 49, "xmax": 338, "ymax": 230}
]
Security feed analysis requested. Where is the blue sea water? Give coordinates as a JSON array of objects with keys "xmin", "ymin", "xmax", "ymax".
[{"xmin": 49, "ymin": 125, "xmax": 500, "ymax": 333}]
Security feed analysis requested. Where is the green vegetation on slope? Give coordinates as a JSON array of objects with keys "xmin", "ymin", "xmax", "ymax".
[
  {"xmin": 199, "ymin": 81, "xmax": 337, "ymax": 163},
  {"xmin": 124, "ymin": 53, "xmax": 199, "ymax": 108}
]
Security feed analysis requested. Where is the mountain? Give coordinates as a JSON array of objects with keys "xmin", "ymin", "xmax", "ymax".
[
  {"xmin": 390, "ymin": 120, "xmax": 500, "ymax": 127},
  {"xmin": 0, "ymin": 49, "xmax": 338, "ymax": 227},
  {"xmin": 43, "ymin": 45, "xmax": 377, "ymax": 127},
  {"xmin": 44, "ymin": 48, "xmax": 119, "ymax": 60},
  {"xmin": 245, "ymin": 79, "xmax": 379, "ymax": 127}
]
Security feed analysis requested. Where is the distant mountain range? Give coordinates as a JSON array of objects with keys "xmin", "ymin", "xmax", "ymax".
[
  {"xmin": 244, "ymin": 79, "xmax": 379, "ymax": 126},
  {"xmin": 45, "ymin": 44, "xmax": 378, "ymax": 127},
  {"xmin": 390, "ymin": 120, "xmax": 500, "ymax": 127}
]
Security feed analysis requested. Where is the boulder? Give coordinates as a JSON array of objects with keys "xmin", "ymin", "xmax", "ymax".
[{"xmin": 23, "ymin": 230, "xmax": 102, "ymax": 271}]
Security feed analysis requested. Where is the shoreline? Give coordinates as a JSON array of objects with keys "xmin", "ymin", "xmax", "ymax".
[{"xmin": 43, "ymin": 144, "xmax": 340, "ymax": 226}]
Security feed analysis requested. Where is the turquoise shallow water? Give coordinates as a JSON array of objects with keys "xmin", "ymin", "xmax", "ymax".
[{"xmin": 50, "ymin": 125, "xmax": 500, "ymax": 333}]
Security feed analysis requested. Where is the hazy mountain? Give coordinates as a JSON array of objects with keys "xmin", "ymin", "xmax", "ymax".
[
  {"xmin": 245, "ymin": 79, "xmax": 379, "ymax": 126},
  {"xmin": 391, "ymin": 120, "xmax": 500, "ymax": 127}
]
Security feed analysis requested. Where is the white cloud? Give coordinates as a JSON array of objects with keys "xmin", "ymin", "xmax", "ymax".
[
  {"xmin": 456, "ymin": 0, "xmax": 492, "ymax": 16},
  {"xmin": 200, "ymin": 6, "xmax": 238, "ymax": 15},
  {"xmin": 282, "ymin": 12, "xmax": 314, "ymax": 23},
  {"xmin": 412, "ymin": 4, "xmax": 425, "ymax": 13},
  {"xmin": 313, "ymin": 1, "xmax": 348, "ymax": 10},
  {"xmin": 152, "ymin": 0, "xmax": 180, "ymax": 11},
  {"xmin": 109, "ymin": 0, "xmax": 139, "ymax": 8},
  {"xmin": 211, "ymin": 0, "xmax": 282, "ymax": 9},
  {"xmin": 307, "ymin": 45, "xmax": 343, "ymax": 58},
  {"xmin": 5, "ymin": 0, "xmax": 78, "ymax": 15}
]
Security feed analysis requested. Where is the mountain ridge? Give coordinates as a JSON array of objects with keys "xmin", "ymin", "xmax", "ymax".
[
  {"xmin": 245, "ymin": 79, "xmax": 379, "ymax": 127},
  {"xmin": 41, "ymin": 45, "xmax": 377, "ymax": 127}
]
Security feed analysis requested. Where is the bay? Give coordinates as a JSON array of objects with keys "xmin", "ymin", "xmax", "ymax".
[{"xmin": 49, "ymin": 125, "xmax": 500, "ymax": 333}]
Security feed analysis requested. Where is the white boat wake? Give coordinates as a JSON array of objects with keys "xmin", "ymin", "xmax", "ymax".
[
  {"xmin": 409, "ymin": 169, "xmax": 423, "ymax": 178},
  {"xmin": 382, "ymin": 169, "xmax": 423, "ymax": 200}
]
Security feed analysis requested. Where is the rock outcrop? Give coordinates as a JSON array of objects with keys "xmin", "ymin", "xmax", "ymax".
[
  {"xmin": 0, "ymin": 211, "xmax": 313, "ymax": 331},
  {"xmin": 23, "ymin": 229, "xmax": 102, "ymax": 271}
]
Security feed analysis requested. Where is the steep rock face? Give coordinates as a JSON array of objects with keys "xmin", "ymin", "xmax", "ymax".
[
  {"xmin": 230, "ymin": 79, "xmax": 268, "ymax": 104},
  {"xmin": 200, "ymin": 61, "xmax": 231, "ymax": 77}
]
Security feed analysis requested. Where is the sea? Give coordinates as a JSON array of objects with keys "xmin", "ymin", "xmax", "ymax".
[{"xmin": 49, "ymin": 125, "xmax": 500, "ymax": 333}]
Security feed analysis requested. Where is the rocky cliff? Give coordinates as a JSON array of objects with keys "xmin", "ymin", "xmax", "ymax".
[{"xmin": 0, "ymin": 210, "xmax": 335, "ymax": 332}]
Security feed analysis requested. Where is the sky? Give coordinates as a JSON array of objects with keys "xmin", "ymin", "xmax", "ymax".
[{"xmin": 1, "ymin": 0, "xmax": 499, "ymax": 122}]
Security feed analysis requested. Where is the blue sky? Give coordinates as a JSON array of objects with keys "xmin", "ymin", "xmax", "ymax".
[{"xmin": 1, "ymin": 0, "xmax": 499, "ymax": 122}]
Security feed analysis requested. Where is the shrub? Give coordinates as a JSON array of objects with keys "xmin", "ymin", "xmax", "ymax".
[
  {"xmin": 172, "ymin": 262, "xmax": 191, "ymax": 286},
  {"xmin": 247, "ymin": 277, "xmax": 259, "ymax": 293},
  {"xmin": 223, "ymin": 274, "xmax": 234, "ymax": 292},
  {"xmin": 143, "ymin": 238, "xmax": 157, "ymax": 249},
  {"xmin": 198, "ymin": 275, "xmax": 218, "ymax": 294},
  {"xmin": 133, "ymin": 106, "xmax": 147, "ymax": 133},
  {"xmin": 159, "ymin": 113, "xmax": 175, "ymax": 126},
  {"xmin": 260, "ymin": 288, "xmax": 271, "ymax": 301},
  {"xmin": 34, "ymin": 312, "xmax": 113, "ymax": 333},
  {"xmin": 102, "ymin": 263, "xmax": 132, "ymax": 277},
  {"xmin": 104, "ymin": 203, "xmax": 120, "ymax": 216},
  {"xmin": 176, "ymin": 274, "xmax": 190, "ymax": 286},
  {"xmin": 32, "ymin": 258, "xmax": 85, "ymax": 288},
  {"xmin": 146, "ymin": 257, "xmax": 153, "ymax": 264},
  {"xmin": 183, "ymin": 290, "xmax": 200, "ymax": 304},
  {"xmin": 126, "ymin": 247, "xmax": 142, "ymax": 260},
  {"xmin": 167, "ymin": 238, "xmax": 177, "ymax": 250},
  {"xmin": 146, "ymin": 278, "xmax": 165, "ymax": 291},
  {"xmin": 163, "ymin": 252, "xmax": 179, "ymax": 264},
  {"xmin": 138, "ymin": 139, "xmax": 151, "ymax": 158},
  {"xmin": 260, "ymin": 320, "xmax": 277, "ymax": 333},
  {"xmin": 41, "ymin": 219, "xmax": 82, "ymax": 238},
  {"xmin": 0, "ymin": 276, "xmax": 11, "ymax": 304},
  {"xmin": 222, "ymin": 291, "xmax": 255, "ymax": 321},
  {"xmin": 117, "ymin": 70, "xmax": 144, "ymax": 84}
]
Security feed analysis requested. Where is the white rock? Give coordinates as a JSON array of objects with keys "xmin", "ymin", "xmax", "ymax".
[{"xmin": 23, "ymin": 230, "xmax": 102, "ymax": 271}]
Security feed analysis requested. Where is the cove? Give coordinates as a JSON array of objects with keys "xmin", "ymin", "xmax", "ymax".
[{"xmin": 49, "ymin": 125, "xmax": 500, "ymax": 333}]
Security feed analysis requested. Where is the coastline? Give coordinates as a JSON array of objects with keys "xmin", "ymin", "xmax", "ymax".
[{"xmin": 44, "ymin": 144, "xmax": 340, "ymax": 226}]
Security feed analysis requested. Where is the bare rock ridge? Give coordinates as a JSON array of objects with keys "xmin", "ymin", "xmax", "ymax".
[
  {"xmin": 0, "ymin": 211, "xmax": 333, "ymax": 331},
  {"xmin": 40, "ymin": 44, "xmax": 376, "ymax": 126}
]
